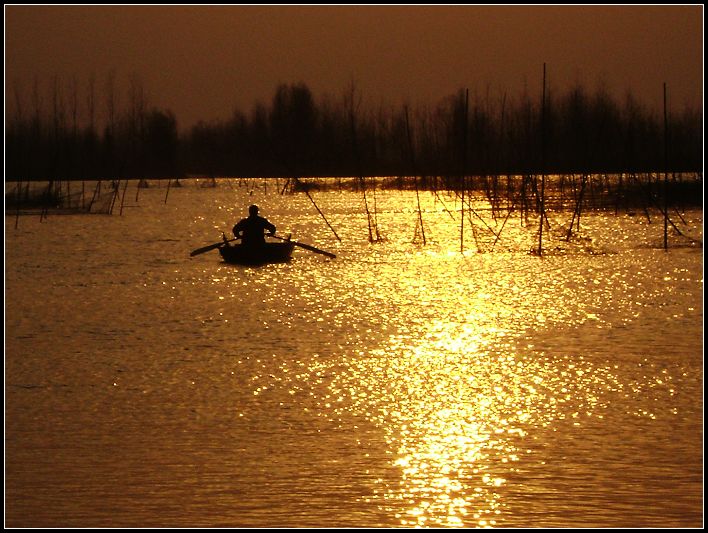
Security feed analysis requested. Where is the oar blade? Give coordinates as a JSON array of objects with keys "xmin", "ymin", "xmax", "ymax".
[
  {"xmin": 292, "ymin": 241, "xmax": 336, "ymax": 259},
  {"xmin": 190, "ymin": 242, "xmax": 221, "ymax": 257},
  {"xmin": 271, "ymin": 234, "xmax": 336, "ymax": 259},
  {"xmin": 190, "ymin": 237, "xmax": 237, "ymax": 257}
]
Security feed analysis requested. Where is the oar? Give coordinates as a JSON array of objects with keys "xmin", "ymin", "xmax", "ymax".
[
  {"xmin": 190, "ymin": 237, "xmax": 237, "ymax": 257},
  {"xmin": 270, "ymin": 234, "xmax": 336, "ymax": 259}
]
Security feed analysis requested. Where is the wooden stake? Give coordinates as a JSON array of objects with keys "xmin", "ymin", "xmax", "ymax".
[
  {"xmin": 164, "ymin": 178, "xmax": 172, "ymax": 204},
  {"xmin": 300, "ymin": 180, "xmax": 341, "ymax": 242},
  {"xmin": 119, "ymin": 179, "xmax": 129, "ymax": 215},
  {"xmin": 537, "ymin": 63, "xmax": 547, "ymax": 257},
  {"xmin": 404, "ymin": 105, "xmax": 426, "ymax": 245},
  {"xmin": 663, "ymin": 83, "xmax": 669, "ymax": 251},
  {"xmin": 460, "ymin": 89, "xmax": 469, "ymax": 253}
]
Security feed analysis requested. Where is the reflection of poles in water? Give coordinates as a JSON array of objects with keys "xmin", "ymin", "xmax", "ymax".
[
  {"xmin": 109, "ymin": 180, "xmax": 121, "ymax": 214},
  {"xmin": 14, "ymin": 182, "xmax": 21, "ymax": 229},
  {"xmin": 164, "ymin": 177, "xmax": 181, "ymax": 204},
  {"xmin": 460, "ymin": 183, "xmax": 465, "ymax": 252},
  {"xmin": 360, "ymin": 179, "xmax": 373, "ymax": 242},
  {"xmin": 87, "ymin": 179, "xmax": 101, "ymax": 213},
  {"xmin": 565, "ymin": 173, "xmax": 588, "ymax": 241},
  {"xmin": 371, "ymin": 185, "xmax": 381, "ymax": 241},
  {"xmin": 118, "ymin": 180, "xmax": 129, "ymax": 215},
  {"xmin": 462, "ymin": 191, "xmax": 481, "ymax": 252},
  {"xmin": 361, "ymin": 178, "xmax": 381, "ymax": 243},
  {"xmin": 414, "ymin": 176, "xmax": 426, "ymax": 243},
  {"xmin": 518, "ymin": 176, "xmax": 526, "ymax": 226},
  {"xmin": 40, "ymin": 180, "xmax": 56, "ymax": 222},
  {"xmin": 280, "ymin": 177, "xmax": 291, "ymax": 195},
  {"xmin": 432, "ymin": 189, "xmax": 457, "ymax": 221},
  {"xmin": 455, "ymin": 188, "xmax": 502, "ymax": 253},
  {"xmin": 135, "ymin": 178, "xmax": 146, "ymax": 203},
  {"xmin": 491, "ymin": 189, "xmax": 523, "ymax": 252}
]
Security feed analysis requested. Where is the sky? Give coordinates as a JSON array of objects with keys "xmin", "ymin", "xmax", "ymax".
[{"xmin": 5, "ymin": 5, "xmax": 704, "ymax": 131}]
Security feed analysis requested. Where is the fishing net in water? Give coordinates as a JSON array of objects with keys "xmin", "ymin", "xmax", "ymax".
[{"xmin": 5, "ymin": 180, "xmax": 119, "ymax": 215}]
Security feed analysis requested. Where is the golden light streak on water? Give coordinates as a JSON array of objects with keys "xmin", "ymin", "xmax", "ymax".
[{"xmin": 307, "ymin": 254, "xmax": 609, "ymax": 526}]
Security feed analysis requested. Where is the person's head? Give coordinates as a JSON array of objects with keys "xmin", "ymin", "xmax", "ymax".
[{"xmin": 248, "ymin": 204, "xmax": 259, "ymax": 216}]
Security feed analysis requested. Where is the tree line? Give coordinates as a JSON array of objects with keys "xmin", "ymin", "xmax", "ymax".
[
  {"xmin": 5, "ymin": 75, "xmax": 702, "ymax": 183},
  {"xmin": 7, "ymin": 74, "xmax": 178, "ymax": 184}
]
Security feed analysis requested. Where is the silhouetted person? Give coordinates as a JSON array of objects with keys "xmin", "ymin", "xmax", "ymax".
[{"xmin": 233, "ymin": 205, "xmax": 276, "ymax": 246}]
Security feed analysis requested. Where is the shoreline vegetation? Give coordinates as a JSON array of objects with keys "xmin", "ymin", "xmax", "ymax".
[
  {"xmin": 5, "ymin": 172, "xmax": 703, "ymax": 210},
  {"xmin": 5, "ymin": 172, "xmax": 702, "ymax": 223},
  {"xmin": 6, "ymin": 78, "xmax": 702, "ymax": 182},
  {"xmin": 5, "ymin": 77, "xmax": 702, "ymax": 251}
]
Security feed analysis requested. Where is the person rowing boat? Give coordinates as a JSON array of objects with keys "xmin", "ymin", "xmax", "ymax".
[
  {"xmin": 232, "ymin": 204, "xmax": 276, "ymax": 246},
  {"xmin": 217, "ymin": 204, "xmax": 293, "ymax": 264},
  {"xmin": 190, "ymin": 204, "xmax": 335, "ymax": 261}
]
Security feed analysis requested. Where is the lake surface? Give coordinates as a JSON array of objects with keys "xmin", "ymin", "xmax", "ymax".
[{"xmin": 5, "ymin": 179, "xmax": 703, "ymax": 527}]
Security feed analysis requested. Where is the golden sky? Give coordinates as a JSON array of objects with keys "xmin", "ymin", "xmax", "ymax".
[{"xmin": 5, "ymin": 5, "xmax": 703, "ymax": 130}]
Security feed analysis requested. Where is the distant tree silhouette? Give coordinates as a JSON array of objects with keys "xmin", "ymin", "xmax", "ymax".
[
  {"xmin": 5, "ymin": 75, "xmax": 703, "ymax": 183},
  {"xmin": 143, "ymin": 109, "xmax": 178, "ymax": 178},
  {"xmin": 270, "ymin": 83, "xmax": 318, "ymax": 175}
]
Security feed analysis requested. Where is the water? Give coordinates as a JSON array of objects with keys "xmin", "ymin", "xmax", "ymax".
[{"xmin": 5, "ymin": 180, "xmax": 703, "ymax": 527}]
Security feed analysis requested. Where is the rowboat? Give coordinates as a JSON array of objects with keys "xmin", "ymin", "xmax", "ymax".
[
  {"xmin": 218, "ymin": 241, "xmax": 295, "ymax": 265},
  {"xmin": 190, "ymin": 234, "xmax": 334, "ymax": 262}
]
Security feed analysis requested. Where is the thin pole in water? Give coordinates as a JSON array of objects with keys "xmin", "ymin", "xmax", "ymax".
[
  {"xmin": 164, "ymin": 178, "xmax": 172, "ymax": 204},
  {"xmin": 460, "ymin": 88, "xmax": 468, "ymax": 253},
  {"xmin": 119, "ymin": 180, "xmax": 129, "ymax": 216},
  {"xmin": 405, "ymin": 105, "xmax": 426, "ymax": 245},
  {"xmin": 663, "ymin": 82, "xmax": 669, "ymax": 251},
  {"xmin": 538, "ymin": 62, "xmax": 547, "ymax": 257},
  {"xmin": 300, "ymin": 181, "xmax": 341, "ymax": 242}
]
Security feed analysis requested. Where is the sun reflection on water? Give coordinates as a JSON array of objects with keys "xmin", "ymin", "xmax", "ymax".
[
  {"xmin": 329, "ymin": 324, "xmax": 638, "ymax": 527},
  {"xmin": 314, "ymin": 244, "xmax": 650, "ymax": 527}
]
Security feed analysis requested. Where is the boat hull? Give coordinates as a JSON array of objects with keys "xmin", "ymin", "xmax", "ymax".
[{"xmin": 219, "ymin": 242, "xmax": 295, "ymax": 265}]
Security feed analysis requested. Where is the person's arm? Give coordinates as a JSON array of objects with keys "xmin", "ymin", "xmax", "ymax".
[{"xmin": 233, "ymin": 220, "xmax": 244, "ymax": 238}]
